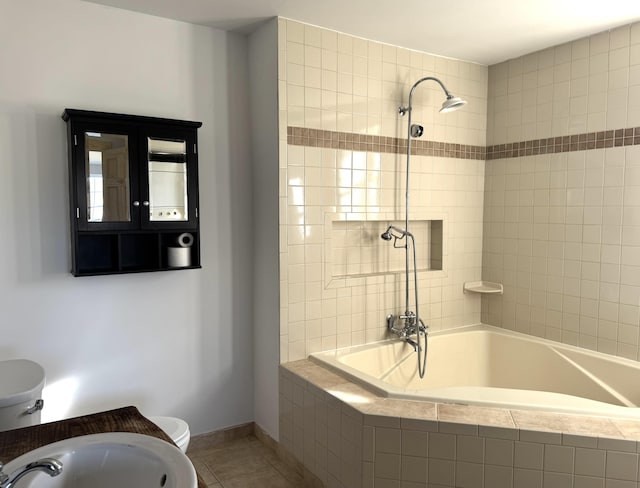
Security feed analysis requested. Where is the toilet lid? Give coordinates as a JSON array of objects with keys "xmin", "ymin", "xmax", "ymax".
[{"xmin": 148, "ymin": 416, "xmax": 190, "ymax": 445}]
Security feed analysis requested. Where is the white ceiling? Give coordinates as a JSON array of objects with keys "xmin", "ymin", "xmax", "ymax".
[{"xmin": 84, "ymin": 0, "xmax": 640, "ymax": 65}]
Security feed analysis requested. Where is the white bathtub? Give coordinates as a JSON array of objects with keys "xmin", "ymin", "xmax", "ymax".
[{"xmin": 310, "ymin": 324, "xmax": 640, "ymax": 418}]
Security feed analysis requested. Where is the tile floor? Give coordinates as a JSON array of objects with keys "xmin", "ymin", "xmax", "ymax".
[{"xmin": 187, "ymin": 434, "xmax": 308, "ymax": 487}]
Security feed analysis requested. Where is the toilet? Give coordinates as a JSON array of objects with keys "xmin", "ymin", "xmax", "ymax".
[
  {"xmin": 148, "ymin": 416, "xmax": 190, "ymax": 453},
  {"xmin": 0, "ymin": 359, "xmax": 45, "ymax": 431}
]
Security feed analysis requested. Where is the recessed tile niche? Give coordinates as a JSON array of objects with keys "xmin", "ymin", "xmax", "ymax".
[{"xmin": 325, "ymin": 216, "xmax": 444, "ymax": 287}]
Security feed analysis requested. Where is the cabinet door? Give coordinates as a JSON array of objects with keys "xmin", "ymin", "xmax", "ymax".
[
  {"xmin": 140, "ymin": 126, "xmax": 199, "ymax": 230},
  {"xmin": 73, "ymin": 121, "xmax": 141, "ymax": 231}
]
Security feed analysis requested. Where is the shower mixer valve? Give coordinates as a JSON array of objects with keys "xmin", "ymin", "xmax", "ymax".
[{"xmin": 386, "ymin": 312, "xmax": 428, "ymax": 352}]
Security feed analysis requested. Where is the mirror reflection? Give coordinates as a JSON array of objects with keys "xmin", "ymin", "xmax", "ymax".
[
  {"xmin": 147, "ymin": 138, "xmax": 188, "ymax": 222},
  {"xmin": 85, "ymin": 132, "xmax": 131, "ymax": 222}
]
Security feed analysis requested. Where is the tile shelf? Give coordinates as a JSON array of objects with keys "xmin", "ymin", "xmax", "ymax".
[{"xmin": 463, "ymin": 281, "xmax": 503, "ymax": 294}]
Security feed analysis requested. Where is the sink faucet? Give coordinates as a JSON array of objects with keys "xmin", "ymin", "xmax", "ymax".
[{"xmin": 0, "ymin": 458, "xmax": 63, "ymax": 488}]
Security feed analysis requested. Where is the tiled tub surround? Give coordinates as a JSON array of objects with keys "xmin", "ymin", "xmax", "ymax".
[
  {"xmin": 274, "ymin": 19, "xmax": 640, "ymax": 487},
  {"xmin": 278, "ymin": 18, "xmax": 640, "ymax": 367},
  {"xmin": 482, "ymin": 22, "xmax": 640, "ymax": 363},
  {"xmin": 281, "ymin": 359, "xmax": 640, "ymax": 488},
  {"xmin": 278, "ymin": 18, "xmax": 488, "ymax": 363},
  {"xmin": 280, "ymin": 145, "xmax": 485, "ymax": 363},
  {"xmin": 310, "ymin": 324, "xmax": 640, "ymax": 418}
]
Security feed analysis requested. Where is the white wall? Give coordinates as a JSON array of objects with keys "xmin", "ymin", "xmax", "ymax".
[
  {"xmin": 248, "ymin": 19, "xmax": 281, "ymax": 439},
  {"xmin": 0, "ymin": 0, "xmax": 254, "ymax": 435}
]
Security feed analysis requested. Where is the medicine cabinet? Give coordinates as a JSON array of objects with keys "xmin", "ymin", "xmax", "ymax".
[{"xmin": 62, "ymin": 109, "xmax": 202, "ymax": 276}]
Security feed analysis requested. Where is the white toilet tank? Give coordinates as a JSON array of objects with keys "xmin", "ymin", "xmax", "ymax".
[{"xmin": 0, "ymin": 359, "xmax": 45, "ymax": 431}]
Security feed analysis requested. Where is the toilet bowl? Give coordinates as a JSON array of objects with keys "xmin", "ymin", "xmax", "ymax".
[{"xmin": 148, "ymin": 416, "xmax": 190, "ymax": 453}]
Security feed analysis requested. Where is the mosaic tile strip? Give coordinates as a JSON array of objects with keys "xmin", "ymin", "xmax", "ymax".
[
  {"xmin": 287, "ymin": 126, "xmax": 486, "ymax": 160},
  {"xmin": 287, "ymin": 126, "xmax": 640, "ymax": 161},
  {"xmin": 486, "ymin": 128, "xmax": 640, "ymax": 160}
]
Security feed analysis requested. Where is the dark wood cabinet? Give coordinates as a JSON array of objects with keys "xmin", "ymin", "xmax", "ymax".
[{"xmin": 62, "ymin": 109, "xmax": 202, "ymax": 276}]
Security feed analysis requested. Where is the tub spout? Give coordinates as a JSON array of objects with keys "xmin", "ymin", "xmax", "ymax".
[{"xmin": 404, "ymin": 337, "xmax": 419, "ymax": 352}]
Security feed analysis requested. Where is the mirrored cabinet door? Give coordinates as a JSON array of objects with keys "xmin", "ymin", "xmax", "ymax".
[
  {"xmin": 147, "ymin": 137, "xmax": 188, "ymax": 222},
  {"xmin": 85, "ymin": 132, "xmax": 131, "ymax": 223}
]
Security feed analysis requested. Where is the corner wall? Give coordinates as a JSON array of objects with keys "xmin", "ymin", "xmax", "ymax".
[
  {"xmin": 483, "ymin": 23, "xmax": 640, "ymax": 359},
  {"xmin": 249, "ymin": 18, "xmax": 281, "ymax": 440}
]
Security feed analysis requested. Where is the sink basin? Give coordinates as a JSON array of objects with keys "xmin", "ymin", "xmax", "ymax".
[{"xmin": 1, "ymin": 432, "xmax": 197, "ymax": 488}]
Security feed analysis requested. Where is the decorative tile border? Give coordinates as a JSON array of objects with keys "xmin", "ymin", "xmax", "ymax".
[
  {"xmin": 487, "ymin": 128, "xmax": 640, "ymax": 160},
  {"xmin": 287, "ymin": 126, "xmax": 486, "ymax": 160},
  {"xmin": 287, "ymin": 126, "xmax": 640, "ymax": 161}
]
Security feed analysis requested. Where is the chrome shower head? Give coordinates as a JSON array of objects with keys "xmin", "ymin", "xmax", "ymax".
[
  {"xmin": 381, "ymin": 225, "xmax": 413, "ymax": 241},
  {"xmin": 440, "ymin": 94, "xmax": 467, "ymax": 113},
  {"xmin": 404, "ymin": 76, "xmax": 467, "ymax": 115}
]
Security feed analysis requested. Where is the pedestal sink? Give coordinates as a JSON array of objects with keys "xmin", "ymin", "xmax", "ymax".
[{"xmin": 0, "ymin": 432, "xmax": 196, "ymax": 488}]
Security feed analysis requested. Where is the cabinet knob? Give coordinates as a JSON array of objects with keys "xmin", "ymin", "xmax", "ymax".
[
  {"xmin": 142, "ymin": 200, "xmax": 150, "ymax": 207},
  {"xmin": 133, "ymin": 201, "xmax": 140, "ymax": 207}
]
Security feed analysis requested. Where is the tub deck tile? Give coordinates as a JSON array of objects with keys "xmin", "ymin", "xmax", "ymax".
[
  {"xmin": 510, "ymin": 409, "xmax": 623, "ymax": 439},
  {"xmin": 360, "ymin": 398, "xmax": 437, "ymax": 422},
  {"xmin": 611, "ymin": 419, "xmax": 640, "ymax": 441},
  {"xmin": 323, "ymin": 381, "xmax": 379, "ymax": 406},
  {"xmin": 282, "ymin": 361, "xmax": 350, "ymax": 390},
  {"xmin": 437, "ymin": 404, "xmax": 516, "ymax": 430}
]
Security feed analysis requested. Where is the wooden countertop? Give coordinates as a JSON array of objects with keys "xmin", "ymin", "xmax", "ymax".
[{"xmin": 0, "ymin": 406, "xmax": 205, "ymax": 488}]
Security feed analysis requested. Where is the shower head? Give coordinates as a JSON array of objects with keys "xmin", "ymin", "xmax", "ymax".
[
  {"xmin": 400, "ymin": 77, "xmax": 467, "ymax": 117},
  {"xmin": 440, "ymin": 94, "xmax": 467, "ymax": 113},
  {"xmin": 381, "ymin": 225, "xmax": 413, "ymax": 241}
]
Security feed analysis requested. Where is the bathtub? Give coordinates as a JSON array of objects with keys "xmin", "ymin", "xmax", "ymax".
[{"xmin": 310, "ymin": 324, "xmax": 640, "ymax": 419}]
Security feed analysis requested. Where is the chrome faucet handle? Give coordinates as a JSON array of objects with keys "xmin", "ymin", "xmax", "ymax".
[{"xmin": 386, "ymin": 314, "xmax": 398, "ymax": 333}]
